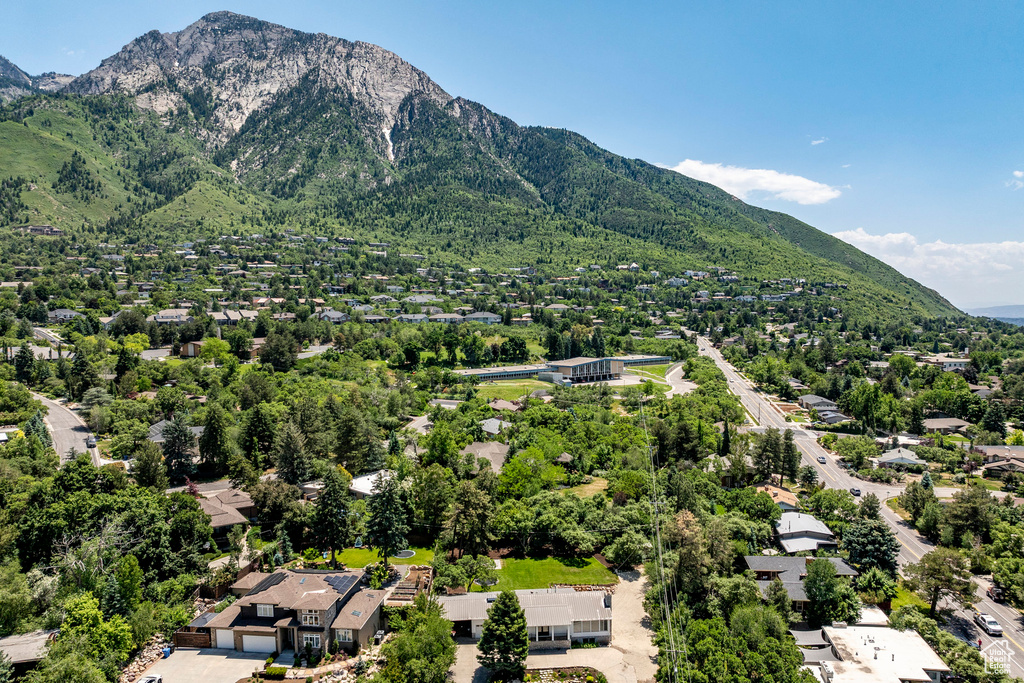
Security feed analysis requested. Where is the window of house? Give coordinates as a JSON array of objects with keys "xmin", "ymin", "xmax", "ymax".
[
  {"xmin": 256, "ymin": 604, "xmax": 273, "ymax": 618},
  {"xmin": 336, "ymin": 629, "xmax": 353, "ymax": 643},
  {"xmin": 303, "ymin": 634, "xmax": 321, "ymax": 649},
  {"xmin": 301, "ymin": 610, "xmax": 319, "ymax": 626}
]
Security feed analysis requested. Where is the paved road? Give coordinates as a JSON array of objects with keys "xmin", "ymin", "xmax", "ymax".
[
  {"xmin": 663, "ymin": 363, "xmax": 697, "ymax": 398},
  {"xmin": 31, "ymin": 393, "xmax": 98, "ymax": 467},
  {"xmin": 695, "ymin": 337, "xmax": 1024, "ymax": 677},
  {"xmin": 32, "ymin": 327, "xmax": 63, "ymax": 345},
  {"xmin": 297, "ymin": 344, "xmax": 332, "ymax": 359}
]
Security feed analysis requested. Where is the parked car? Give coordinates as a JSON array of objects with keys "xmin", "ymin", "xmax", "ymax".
[
  {"xmin": 87, "ymin": 434, "xmax": 97, "ymax": 448},
  {"xmin": 140, "ymin": 676, "xmax": 163, "ymax": 683},
  {"xmin": 975, "ymin": 612, "xmax": 1003, "ymax": 636},
  {"xmin": 817, "ymin": 455, "xmax": 827, "ymax": 464},
  {"xmin": 849, "ymin": 487, "xmax": 861, "ymax": 497},
  {"xmin": 987, "ymin": 585, "xmax": 1005, "ymax": 602}
]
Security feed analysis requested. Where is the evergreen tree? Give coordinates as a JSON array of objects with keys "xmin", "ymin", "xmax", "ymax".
[
  {"xmin": 68, "ymin": 348, "xmax": 99, "ymax": 400},
  {"xmin": 719, "ymin": 416, "xmax": 731, "ymax": 457},
  {"xmin": 388, "ymin": 431, "xmax": 401, "ymax": 457},
  {"xmin": 753, "ymin": 427, "xmax": 782, "ymax": 483},
  {"xmin": 782, "ymin": 429, "xmax": 799, "ymax": 482},
  {"xmin": 14, "ymin": 343, "xmax": 34, "ymax": 383},
  {"xmin": 113, "ymin": 346, "xmax": 138, "ymax": 382},
  {"xmin": 476, "ymin": 590, "xmax": 530, "ymax": 681},
  {"xmin": 366, "ymin": 472, "xmax": 409, "ymax": 565},
  {"xmin": 908, "ymin": 402, "xmax": 925, "ymax": 435},
  {"xmin": 133, "ymin": 441, "xmax": 168, "ymax": 490},
  {"xmin": 982, "ymin": 401, "xmax": 1007, "ymax": 437},
  {"xmin": 242, "ymin": 402, "xmax": 277, "ymax": 468},
  {"xmin": 921, "ymin": 470, "xmax": 933, "ymax": 489},
  {"xmin": 23, "ymin": 410, "xmax": 52, "ymax": 449},
  {"xmin": 0, "ymin": 650, "xmax": 12, "ymax": 683},
  {"xmin": 312, "ymin": 468, "xmax": 351, "ymax": 568},
  {"xmin": 199, "ymin": 404, "xmax": 232, "ymax": 472},
  {"xmin": 273, "ymin": 420, "xmax": 311, "ymax": 485},
  {"xmin": 162, "ymin": 411, "xmax": 197, "ymax": 483},
  {"xmin": 765, "ymin": 578, "xmax": 793, "ymax": 623}
]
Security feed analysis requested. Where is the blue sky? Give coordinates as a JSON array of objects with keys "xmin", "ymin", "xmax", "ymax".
[{"xmin": 3, "ymin": 1, "xmax": 1023, "ymax": 308}]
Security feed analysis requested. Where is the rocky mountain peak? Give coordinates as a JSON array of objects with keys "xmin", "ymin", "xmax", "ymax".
[{"xmin": 65, "ymin": 12, "xmax": 452, "ymax": 147}]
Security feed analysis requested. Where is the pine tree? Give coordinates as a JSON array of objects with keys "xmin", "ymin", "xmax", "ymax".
[
  {"xmin": 312, "ymin": 468, "xmax": 351, "ymax": 568},
  {"xmin": 242, "ymin": 401, "xmax": 277, "ymax": 468},
  {"xmin": 199, "ymin": 404, "xmax": 232, "ymax": 472},
  {"xmin": 754, "ymin": 427, "xmax": 782, "ymax": 483},
  {"xmin": 68, "ymin": 348, "xmax": 98, "ymax": 400},
  {"xmin": 476, "ymin": 590, "xmax": 529, "ymax": 680},
  {"xmin": 388, "ymin": 431, "xmax": 401, "ymax": 457},
  {"xmin": 162, "ymin": 411, "xmax": 197, "ymax": 483},
  {"xmin": 274, "ymin": 420, "xmax": 311, "ymax": 485},
  {"xmin": 366, "ymin": 472, "xmax": 409, "ymax": 565},
  {"xmin": 14, "ymin": 343, "xmax": 34, "ymax": 383},
  {"xmin": 782, "ymin": 429, "xmax": 800, "ymax": 483},
  {"xmin": 23, "ymin": 410, "xmax": 52, "ymax": 449},
  {"xmin": 719, "ymin": 417, "xmax": 731, "ymax": 456}
]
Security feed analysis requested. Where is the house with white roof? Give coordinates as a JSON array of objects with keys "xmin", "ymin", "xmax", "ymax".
[{"xmin": 775, "ymin": 512, "xmax": 837, "ymax": 554}]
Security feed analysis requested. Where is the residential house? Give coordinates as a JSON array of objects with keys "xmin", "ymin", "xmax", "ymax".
[
  {"xmin": 147, "ymin": 419, "xmax": 204, "ymax": 444},
  {"xmin": 755, "ymin": 484, "xmax": 800, "ymax": 512},
  {"xmin": 319, "ymin": 309, "xmax": 351, "ymax": 324},
  {"xmin": 438, "ymin": 588, "xmax": 612, "ymax": 646},
  {"xmin": 745, "ymin": 556, "xmax": 857, "ymax": 615},
  {"xmin": 819, "ymin": 624, "xmax": 949, "ymax": 683},
  {"xmin": 211, "ymin": 310, "xmax": 259, "ymax": 325},
  {"xmin": 922, "ymin": 416, "xmax": 971, "ymax": 434},
  {"xmin": 429, "ymin": 313, "xmax": 464, "ymax": 324},
  {"xmin": 47, "ymin": 308, "xmax": 82, "ymax": 323},
  {"xmin": 349, "ymin": 470, "xmax": 394, "ymax": 500},
  {"xmin": 395, "ymin": 313, "xmax": 428, "ymax": 324},
  {"xmin": 465, "ymin": 311, "xmax": 502, "ymax": 325},
  {"xmin": 460, "ymin": 442, "xmax": 510, "ymax": 473},
  {"xmin": 799, "ymin": 394, "xmax": 838, "ymax": 412},
  {"xmin": 363, "ymin": 315, "xmax": 391, "ymax": 324},
  {"xmin": 876, "ymin": 448, "xmax": 927, "ymax": 468},
  {"xmin": 147, "ymin": 309, "xmax": 194, "ymax": 325},
  {"xmin": 206, "ymin": 568, "xmax": 382, "ymax": 654},
  {"xmin": 0, "ymin": 630, "xmax": 58, "ymax": 675},
  {"xmin": 480, "ymin": 418, "xmax": 512, "ymax": 436},
  {"xmin": 775, "ymin": 512, "xmax": 837, "ymax": 554}
]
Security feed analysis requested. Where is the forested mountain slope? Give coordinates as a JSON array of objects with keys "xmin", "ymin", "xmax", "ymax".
[{"xmin": 0, "ymin": 12, "xmax": 957, "ymax": 319}]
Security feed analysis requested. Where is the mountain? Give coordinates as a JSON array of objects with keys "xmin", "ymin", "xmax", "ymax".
[
  {"xmin": 0, "ymin": 12, "xmax": 957, "ymax": 319},
  {"xmin": 0, "ymin": 55, "xmax": 73, "ymax": 103}
]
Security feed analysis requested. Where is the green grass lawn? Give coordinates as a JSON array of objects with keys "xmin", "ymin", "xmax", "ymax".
[
  {"xmin": 308, "ymin": 545, "xmax": 435, "ymax": 568},
  {"xmin": 886, "ymin": 498, "xmax": 910, "ymax": 520},
  {"xmin": 476, "ymin": 380, "xmax": 549, "ymax": 402},
  {"xmin": 563, "ymin": 477, "xmax": 608, "ymax": 498},
  {"xmin": 892, "ymin": 585, "xmax": 930, "ymax": 613},
  {"xmin": 631, "ymin": 364, "xmax": 669, "ymax": 379},
  {"xmin": 474, "ymin": 557, "xmax": 618, "ymax": 592}
]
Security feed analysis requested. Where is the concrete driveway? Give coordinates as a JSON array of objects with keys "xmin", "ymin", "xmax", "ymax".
[{"xmin": 142, "ymin": 648, "xmax": 269, "ymax": 682}]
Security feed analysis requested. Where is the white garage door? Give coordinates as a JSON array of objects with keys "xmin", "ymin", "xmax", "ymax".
[
  {"xmin": 242, "ymin": 635, "xmax": 277, "ymax": 653},
  {"xmin": 215, "ymin": 629, "xmax": 234, "ymax": 649}
]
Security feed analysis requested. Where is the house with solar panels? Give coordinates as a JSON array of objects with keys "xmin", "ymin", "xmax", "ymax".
[{"xmin": 205, "ymin": 568, "xmax": 383, "ymax": 655}]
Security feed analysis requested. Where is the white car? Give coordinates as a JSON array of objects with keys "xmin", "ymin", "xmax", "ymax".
[
  {"xmin": 140, "ymin": 676, "xmax": 163, "ymax": 683},
  {"xmin": 975, "ymin": 612, "xmax": 1003, "ymax": 636}
]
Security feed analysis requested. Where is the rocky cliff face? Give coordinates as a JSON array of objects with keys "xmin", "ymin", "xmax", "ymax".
[
  {"xmin": 66, "ymin": 11, "xmax": 452, "ymax": 149},
  {"xmin": 0, "ymin": 55, "xmax": 33, "ymax": 103}
]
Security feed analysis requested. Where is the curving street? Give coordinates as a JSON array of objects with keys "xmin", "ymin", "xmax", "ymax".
[
  {"xmin": 31, "ymin": 392, "xmax": 98, "ymax": 467},
  {"xmin": 695, "ymin": 337, "xmax": 1024, "ymax": 677}
]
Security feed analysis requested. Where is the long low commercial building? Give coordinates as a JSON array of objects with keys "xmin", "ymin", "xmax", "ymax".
[{"xmin": 452, "ymin": 355, "xmax": 671, "ymax": 382}]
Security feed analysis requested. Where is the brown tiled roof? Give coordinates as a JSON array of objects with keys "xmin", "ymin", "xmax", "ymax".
[
  {"xmin": 231, "ymin": 572, "xmax": 270, "ymax": 592},
  {"xmin": 213, "ymin": 488, "xmax": 253, "ymax": 510},
  {"xmin": 199, "ymin": 498, "xmax": 247, "ymax": 529}
]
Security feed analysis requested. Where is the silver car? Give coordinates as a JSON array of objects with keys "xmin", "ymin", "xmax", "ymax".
[{"xmin": 975, "ymin": 612, "xmax": 1003, "ymax": 636}]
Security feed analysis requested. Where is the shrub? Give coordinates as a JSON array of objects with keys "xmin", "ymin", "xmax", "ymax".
[
  {"xmin": 265, "ymin": 656, "xmax": 274, "ymax": 667},
  {"xmin": 264, "ymin": 666, "xmax": 288, "ymax": 679}
]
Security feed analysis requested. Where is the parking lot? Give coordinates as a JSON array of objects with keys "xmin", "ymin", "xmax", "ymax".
[{"xmin": 141, "ymin": 648, "xmax": 272, "ymax": 682}]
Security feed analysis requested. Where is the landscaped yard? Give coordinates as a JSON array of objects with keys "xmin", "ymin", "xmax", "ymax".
[
  {"xmin": 474, "ymin": 557, "xmax": 618, "ymax": 592},
  {"xmin": 631, "ymin": 364, "xmax": 669, "ymax": 379},
  {"xmin": 562, "ymin": 477, "xmax": 608, "ymax": 498},
  {"xmin": 308, "ymin": 545, "xmax": 435, "ymax": 568},
  {"xmin": 892, "ymin": 585, "xmax": 929, "ymax": 613},
  {"xmin": 475, "ymin": 380, "xmax": 549, "ymax": 402}
]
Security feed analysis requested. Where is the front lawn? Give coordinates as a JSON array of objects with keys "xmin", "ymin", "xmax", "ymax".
[
  {"xmin": 475, "ymin": 380, "xmax": 549, "ymax": 402},
  {"xmin": 309, "ymin": 545, "xmax": 435, "ymax": 568},
  {"xmin": 891, "ymin": 585, "xmax": 930, "ymax": 614},
  {"xmin": 474, "ymin": 557, "xmax": 618, "ymax": 592}
]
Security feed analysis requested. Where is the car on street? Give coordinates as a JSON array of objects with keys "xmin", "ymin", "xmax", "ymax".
[
  {"xmin": 975, "ymin": 612, "xmax": 1003, "ymax": 636},
  {"xmin": 87, "ymin": 434, "xmax": 97, "ymax": 448},
  {"xmin": 987, "ymin": 585, "xmax": 1005, "ymax": 602},
  {"xmin": 849, "ymin": 487, "xmax": 861, "ymax": 497},
  {"xmin": 817, "ymin": 455, "xmax": 827, "ymax": 464}
]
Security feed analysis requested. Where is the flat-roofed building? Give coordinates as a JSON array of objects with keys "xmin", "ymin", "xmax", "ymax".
[
  {"xmin": 821, "ymin": 624, "xmax": 949, "ymax": 683},
  {"xmin": 546, "ymin": 357, "xmax": 624, "ymax": 383}
]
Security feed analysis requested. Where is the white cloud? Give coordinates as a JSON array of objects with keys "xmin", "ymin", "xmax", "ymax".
[
  {"xmin": 667, "ymin": 159, "xmax": 842, "ymax": 205},
  {"xmin": 841, "ymin": 164, "xmax": 852, "ymax": 168},
  {"xmin": 833, "ymin": 227, "xmax": 1024, "ymax": 308},
  {"xmin": 811, "ymin": 137, "xmax": 828, "ymax": 145},
  {"xmin": 1009, "ymin": 170, "xmax": 1024, "ymax": 190}
]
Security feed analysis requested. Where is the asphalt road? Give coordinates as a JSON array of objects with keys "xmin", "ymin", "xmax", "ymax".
[
  {"xmin": 695, "ymin": 337, "xmax": 1024, "ymax": 677},
  {"xmin": 31, "ymin": 393, "xmax": 98, "ymax": 466}
]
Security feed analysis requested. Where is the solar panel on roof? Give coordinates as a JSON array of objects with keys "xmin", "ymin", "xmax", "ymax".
[
  {"xmin": 325, "ymin": 574, "xmax": 358, "ymax": 595},
  {"xmin": 246, "ymin": 572, "xmax": 286, "ymax": 596},
  {"xmin": 351, "ymin": 610, "xmax": 362, "ymax": 617}
]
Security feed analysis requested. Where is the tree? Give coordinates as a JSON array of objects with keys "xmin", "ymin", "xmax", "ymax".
[
  {"xmin": 858, "ymin": 492, "xmax": 881, "ymax": 520},
  {"xmin": 199, "ymin": 404, "xmax": 232, "ymax": 472},
  {"xmin": 273, "ymin": 420, "xmax": 311, "ymax": 485},
  {"xmin": 843, "ymin": 519, "xmax": 900, "ymax": 574},
  {"xmin": 161, "ymin": 412, "xmax": 196, "ymax": 483},
  {"xmin": 241, "ymin": 402, "xmax": 277, "ymax": 468},
  {"xmin": 132, "ymin": 441, "xmax": 167, "ymax": 490},
  {"xmin": 477, "ymin": 590, "xmax": 529, "ymax": 681},
  {"xmin": 412, "ymin": 464, "xmax": 455, "ymax": 538},
  {"xmin": 905, "ymin": 548, "xmax": 975, "ymax": 617},
  {"xmin": 14, "ymin": 343, "xmax": 35, "ymax": 383},
  {"xmin": 226, "ymin": 327, "xmax": 253, "ymax": 361},
  {"xmin": 259, "ymin": 331, "xmax": 297, "ymax": 371},
  {"xmin": 765, "ymin": 578, "xmax": 793, "ymax": 623},
  {"xmin": 856, "ymin": 566, "xmax": 898, "ymax": 606},
  {"xmin": 798, "ymin": 465, "xmax": 818, "ymax": 489},
  {"xmin": 982, "ymin": 401, "xmax": 1008, "ymax": 438},
  {"xmin": 899, "ymin": 480, "xmax": 937, "ymax": 523},
  {"xmin": 312, "ymin": 468, "xmax": 352, "ymax": 569},
  {"xmin": 60, "ymin": 592, "xmax": 134, "ymax": 663},
  {"xmin": 68, "ymin": 348, "xmax": 99, "ymax": 400},
  {"xmin": 447, "ymin": 480, "xmax": 493, "ymax": 558},
  {"xmin": 0, "ymin": 651, "xmax": 12, "ymax": 683},
  {"xmin": 23, "ymin": 410, "xmax": 52, "ymax": 449},
  {"xmin": 378, "ymin": 594, "xmax": 454, "ymax": 683},
  {"xmin": 753, "ymin": 427, "xmax": 782, "ymax": 483},
  {"xmin": 366, "ymin": 473, "xmax": 409, "ymax": 565},
  {"xmin": 782, "ymin": 429, "xmax": 799, "ymax": 482},
  {"xmin": 804, "ymin": 559, "xmax": 861, "ymax": 626}
]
